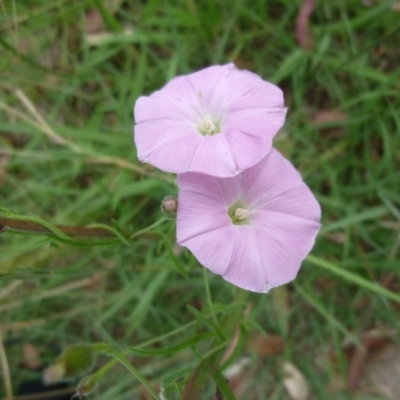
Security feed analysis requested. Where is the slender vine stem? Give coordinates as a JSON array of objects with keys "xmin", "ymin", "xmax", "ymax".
[
  {"xmin": 0, "ymin": 216, "xmax": 158, "ymax": 240},
  {"xmin": 0, "ymin": 216, "xmax": 113, "ymax": 237}
]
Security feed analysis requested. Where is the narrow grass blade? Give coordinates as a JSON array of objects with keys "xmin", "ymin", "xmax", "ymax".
[
  {"xmin": 110, "ymin": 351, "xmax": 161, "ymax": 400},
  {"xmin": 306, "ymin": 254, "xmax": 400, "ymax": 304}
]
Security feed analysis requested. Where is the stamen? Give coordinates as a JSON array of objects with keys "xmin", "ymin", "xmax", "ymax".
[
  {"xmin": 199, "ymin": 115, "xmax": 217, "ymax": 135},
  {"xmin": 228, "ymin": 202, "xmax": 251, "ymax": 225},
  {"xmin": 234, "ymin": 208, "xmax": 250, "ymax": 220}
]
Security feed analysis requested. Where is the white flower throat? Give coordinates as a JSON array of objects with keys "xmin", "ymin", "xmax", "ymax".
[
  {"xmin": 199, "ymin": 115, "xmax": 218, "ymax": 135},
  {"xmin": 228, "ymin": 203, "xmax": 251, "ymax": 225}
]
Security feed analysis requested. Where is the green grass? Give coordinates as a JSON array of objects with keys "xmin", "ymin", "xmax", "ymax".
[{"xmin": 1, "ymin": 0, "xmax": 400, "ymax": 399}]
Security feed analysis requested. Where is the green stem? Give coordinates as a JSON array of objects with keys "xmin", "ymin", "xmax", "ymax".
[
  {"xmin": 203, "ymin": 267, "xmax": 218, "ymax": 327},
  {"xmin": 129, "ymin": 218, "xmax": 167, "ymax": 239}
]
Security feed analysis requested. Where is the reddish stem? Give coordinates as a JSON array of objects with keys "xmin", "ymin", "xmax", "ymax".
[{"xmin": 0, "ymin": 216, "xmax": 118, "ymax": 238}]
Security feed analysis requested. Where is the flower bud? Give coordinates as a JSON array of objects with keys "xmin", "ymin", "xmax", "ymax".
[
  {"xmin": 43, "ymin": 344, "xmax": 95, "ymax": 384},
  {"xmin": 75, "ymin": 374, "xmax": 98, "ymax": 398},
  {"xmin": 161, "ymin": 196, "xmax": 178, "ymax": 218}
]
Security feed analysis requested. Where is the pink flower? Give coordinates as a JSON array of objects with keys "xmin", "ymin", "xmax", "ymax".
[
  {"xmin": 176, "ymin": 149, "xmax": 321, "ymax": 292},
  {"xmin": 134, "ymin": 64, "xmax": 286, "ymax": 177}
]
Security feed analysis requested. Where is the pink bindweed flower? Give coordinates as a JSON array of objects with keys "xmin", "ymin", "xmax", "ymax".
[
  {"xmin": 176, "ymin": 148, "xmax": 321, "ymax": 293},
  {"xmin": 134, "ymin": 64, "xmax": 286, "ymax": 177}
]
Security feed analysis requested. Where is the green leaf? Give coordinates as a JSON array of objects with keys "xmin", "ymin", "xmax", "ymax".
[{"xmin": 213, "ymin": 369, "xmax": 237, "ymax": 400}]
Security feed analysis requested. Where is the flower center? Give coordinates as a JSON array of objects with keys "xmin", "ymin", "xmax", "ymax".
[
  {"xmin": 234, "ymin": 208, "xmax": 250, "ymax": 220},
  {"xmin": 199, "ymin": 115, "xmax": 219, "ymax": 136},
  {"xmin": 228, "ymin": 203, "xmax": 251, "ymax": 225}
]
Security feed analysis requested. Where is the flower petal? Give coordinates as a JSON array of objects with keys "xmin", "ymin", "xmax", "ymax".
[
  {"xmin": 201, "ymin": 66, "xmax": 285, "ymax": 114},
  {"xmin": 179, "ymin": 226, "xmax": 236, "ymax": 276},
  {"xmin": 177, "ymin": 177, "xmax": 229, "ymax": 243},
  {"xmin": 177, "ymin": 180, "xmax": 235, "ymax": 276},
  {"xmin": 224, "ymin": 107, "xmax": 287, "ymax": 137},
  {"xmin": 177, "ymin": 172, "xmax": 224, "ymax": 201},
  {"xmin": 187, "ymin": 135, "xmax": 239, "ymax": 177},
  {"xmin": 262, "ymin": 185, "xmax": 321, "ymax": 221},
  {"xmin": 177, "ymin": 172, "xmax": 242, "ymax": 211},
  {"xmin": 222, "ymin": 108, "xmax": 286, "ymax": 172},
  {"xmin": 251, "ymin": 211, "xmax": 321, "ymax": 287},
  {"xmin": 225, "ymin": 74, "xmax": 284, "ymax": 111},
  {"xmin": 134, "ymin": 120, "xmax": 198, "ymax": 166},
  {"xmin": 186, "ymin": 64, "xmax": 236, "ymax": 114},
  {"xmin": 134, "ymin": 93, "xmax": 199, "ymax": 123},
  {"xmin": 136, "ymin": 121, "xmax": 241, "ymax": 176},
  {"xmin": 222, "ymin": 226, "xmax": 269, "ymax": 292},
  {"xmin": 224, "ymin": 131, "xmax": 270, "ymax": 173},
  {"xmin": 242, "ymin": 149, "xmax": 321, "ymax": 221}
]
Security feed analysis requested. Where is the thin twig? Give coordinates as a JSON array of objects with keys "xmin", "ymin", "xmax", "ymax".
[
  {"xmin": 0, "ymin": 276, "xmax": 95, "ymax": 313},
  {"xmin": 1, "ymin": 298, "xmax": 111, "ymax": 332},
  {"xmin": 0, "ymin": 89, "xmax": 172, "ymax": 181},
  {"xmin": 15, "ymin": 88, "xmax": 78, "ymax": 147},
  {"xmin": 0, "ymin": 280, "xmax": 23, "ymax": 301},
  {"xmin": 14, "ymin": 89, "xmax": 170, "ymax": 180}
]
